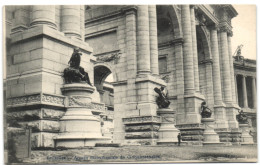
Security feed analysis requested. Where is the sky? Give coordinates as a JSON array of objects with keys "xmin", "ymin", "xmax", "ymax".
[{"xmin": 232, "ymin": 5, "xmax": 256, "ymax": 60}]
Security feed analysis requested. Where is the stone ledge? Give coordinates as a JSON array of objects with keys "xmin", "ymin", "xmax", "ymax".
[
  {"xmin": 10, "ymin": 25, "xmax": 93, "ymax": 53},
  {"xmin": 135, "ymin": 74, "xmax": 166, "ymax": 86}
]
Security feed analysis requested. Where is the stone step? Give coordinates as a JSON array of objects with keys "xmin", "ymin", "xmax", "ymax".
[{"xmin": 95, "ymin": 143, "xmax": 121, "ymax": 147}]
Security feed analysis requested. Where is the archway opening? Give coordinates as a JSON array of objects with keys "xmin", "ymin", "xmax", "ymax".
[{"xmin": 94, "ymin": 65, "xmax": 114, "ymax": 111}]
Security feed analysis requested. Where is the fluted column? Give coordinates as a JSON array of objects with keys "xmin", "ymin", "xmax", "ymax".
[
  {"xmin": 181, "ymin": 5, "xmax": 195, "ymax": 94},
  {"xmin": 149, "ymin": 5, "xmax": 159, "ymax": 75},
  {"xmin": 252, "ymin": 77, "xmax": 256, "ymax": 108},
  {"xmin": 190, "ymin": 5, "xmax": 200, "ymax": 92},
  {"xmin": 61, "ymin": 5, "xmax": 81, "ymax": 39},
  {"xmin": 242, "ymin": 75, "xmax": 248, "ymax": 108},
  {"xmin": 219, "ymin": 27, "xmax": 232, "ymax": 103},
  {"xmin": 227, "ymin": 34, "xmax": 236, "ymax": 103},
  {"xmin": 137, "ymin": 5, "xmax": 151, "ymax": 75},
  {"xmin": 210, "ymin": 27, "xmax": 223, "ymax": 105},
  {"xmin": 30, "ymin": 6, "xmax": 56, "ymax": 29}
]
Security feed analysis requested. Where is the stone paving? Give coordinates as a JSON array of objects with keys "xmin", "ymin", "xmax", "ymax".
[{"xmin": 22, "ymin": 145, "xmax": 257, "ymax": 164}]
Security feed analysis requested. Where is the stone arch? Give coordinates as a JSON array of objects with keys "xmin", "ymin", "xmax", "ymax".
[
  {"xmin": 196, "ymin": 26, "xmax": 211, "ymax": 61},
  {"xmin": 156, "ymin": 5, "xmax": 182, "ymax": 40},
  {"xmin": 167, "ymin": 5, "xmax": 182, "ymax": 37},
  {"xmin": 94, "ymin": 63, "xmax": 113, "ymax": 91},
  {"xmin": 94, "ymin": 63, "xmax": 115, "ymax": 110}
]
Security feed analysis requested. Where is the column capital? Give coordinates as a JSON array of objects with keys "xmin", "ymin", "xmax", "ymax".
[
  {"xmin": 190, "ymin": 5, "xmax": 198, "ymax": 10},
  {"xmin": 218, "ymin": 25, "xmax": 233, "ymax": 36},
  {"xmin": 122, "ymin": 5, "xmax": 137, "ymax": 15},
  {"xmin": 208, "ymin": 24, "xmax": 218, "ymax": 30}
]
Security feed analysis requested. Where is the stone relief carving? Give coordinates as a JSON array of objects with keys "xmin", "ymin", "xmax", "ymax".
[
  {"xmin": 96, "ymin": 51, "xmax": 121, "ymax": 64},
  {"xmin": 42, "ymin": 109, "xmax": 65, "ymax": 119},
  {"xmin": 7, "ymin": 93, "xmax": 65, "ymax": 107},
  {"xmin": 125, "ymin": 125, "xmax": 160, "ymax": 132},
  {"xmin": 69, "ymin": 96, "xmax": 105, "ymax": 111},
  {"xmin": 41, "ymin": 94, "xmax": 64, "ymax": 105},
  {"xmin": 41, "ymin": 121, "xmax": 60, "ymax": 132}
]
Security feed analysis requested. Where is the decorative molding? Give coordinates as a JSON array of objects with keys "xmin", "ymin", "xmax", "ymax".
[
  {"xmin": 123, "ymin": 116, "xmax": 161, "ymax": 125},
  {"xmin": 7, "ymin": 93, "xmax": 66, "ymax": 108},
  {"xmin": 96, "ymin": 51, "xmax": 121, "ymax": 64},
  {"xmin": 69, "ymin": 96, "xmax": 105, "ymax": 111}
]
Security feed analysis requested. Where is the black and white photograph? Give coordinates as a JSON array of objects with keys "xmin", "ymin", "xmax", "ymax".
[{"xmin": 2, "ymin": 1, "xmax": 257, "ymax": 164}]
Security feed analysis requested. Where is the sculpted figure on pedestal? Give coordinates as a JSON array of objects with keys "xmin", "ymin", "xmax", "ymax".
[
  {"xmin": 236, "ymin": 110, "xmax": 248, "ymax": 124},
  {"xmin": 200, "ymin": 101, "xmax": 212, "ymax": 118},
  {"xmin": 63, "ymin": 48, "xmax": 92, "ymax": 86},
  {"xmin": 154, "ymin": 86, "xmax": 171, "ymax": 108}
]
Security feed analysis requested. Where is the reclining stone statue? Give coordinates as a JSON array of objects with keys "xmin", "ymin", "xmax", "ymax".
[
  {"xmin": 154, "ymin": 86, "xmax": 171, "ymax": 108},
  {"xmin": 63, "ymin": 48, "xmax": 92, "ymax": 86},
  {"xmin": 200, "ymin": 101, "xmax": 212, "ymax": 118}
]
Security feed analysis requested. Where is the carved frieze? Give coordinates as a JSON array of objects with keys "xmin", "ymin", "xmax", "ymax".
[
  {"xmin": 7, "ymin": 93, "xmax": 65, "ymax": 108},
  {"xmin": 41, "ymin": 94, "xmax": 64, "ymax": 105},
  {"xmin": 123, "ymin": 116, "xmax": 161, "ymax": 125}
]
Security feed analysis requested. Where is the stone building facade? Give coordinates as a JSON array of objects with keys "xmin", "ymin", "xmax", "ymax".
[{"xmin": 4, "ymin": 5, "xmax": 256, "ymax": 147}]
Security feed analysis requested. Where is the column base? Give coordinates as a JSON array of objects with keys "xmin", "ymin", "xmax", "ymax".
[
  {"xmin": 201, "ymin": 118, "xmax": 220, "ymax": 145},
  {"xmin": 226, "ymin": 103, "xmax": 240, "ymax": 128},
  {"xmin": 239, "ymin": 124, "xmax": 254, "ymax": 144},
  {"xmin": 157, "ymin": 108, "xmax": 180, "ymax": 144},
  {"xmin": 214, "ymin": 103, "xmax": 229, "ymax": 129},
  {"xmin": 123, "ymin": 116, "xmax": 161, "ymax": 145}
]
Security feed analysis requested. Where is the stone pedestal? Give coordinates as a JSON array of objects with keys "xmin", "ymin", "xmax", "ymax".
[
  {"xmin": 201, "ymin": 118, "xmax": 222, "ymax": 145},
  {"xmin": 239, "ymin": 124, "xmax": 254, "ymax": 145},
  {"xmin": 157, "ymin": 108, "xmax": 180, "ymax": 145},
  {"xmin": 55, "ymin": 83, "xmax": 110, "ymax": 148}
]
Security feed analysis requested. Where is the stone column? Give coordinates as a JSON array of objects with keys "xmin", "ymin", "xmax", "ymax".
[
  {"xmin": 242, "ymin": 75, "xmax": 248, "ymax": 108},
  {"xmin": 190, "ymin": 5, "xmax": 200, "ymax": 92},
  {"xmin": 210, "ymin": 27, "xmax": 223, "ymax": 105},
  {"xmin": 219, "ymin": 27, "xmax": 232, "ymax": 103},
  {"xmin": 30, "ymin": 6, "xmax": 56, "ymax": 29},
  {"xmin": 61, "ymin": 5, "xmax": 81, "ymax": 39},
  {"xmin": 80, "ymin": 5, "xmax": 85, "ymax": 41},
  {"xmin": 149, "ymin": 5, "xmax": 159, "ymax": 75},
  {"xmin": 227, "ymin": 34, "xmax": 236, "ymax": 103},
  {"xmin": 181, "ymin": 5, "xmax": 195, "ymax": 94},
  {"xmin": 11, "ymin": 6, "xmax": 30, "ymax": 33},
  {"xmin": 137, "ymin": 5, "xmax": 151, "ymax": 75},
  {"xmin": 234, "ymin": 74, "xmax": 239, "ymax": 103},
  {"xmin": 252, "ymin": 77, "xmax": 256, "ymax": 108}
]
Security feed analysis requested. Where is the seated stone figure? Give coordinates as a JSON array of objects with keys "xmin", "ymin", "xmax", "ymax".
[
  {"xmin": 154, "ymin": 86, "xmax": 171, "ymax": 108},
  {"xmin": 63, "ymin": 48, "xmax": 92, "ymax": 86},
  {"xmin": 236, "ymin": 110, "xmax": 248, "ymax": 124},
  {"xmin": 200, "ymin": 101, "xmax": 212, "ymax": 118}
]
